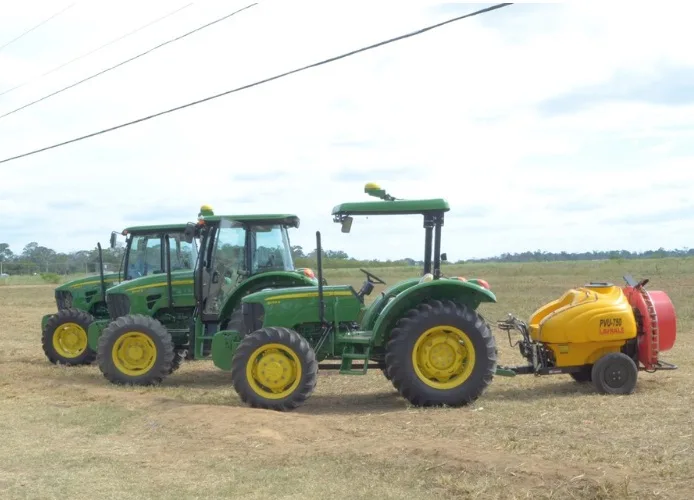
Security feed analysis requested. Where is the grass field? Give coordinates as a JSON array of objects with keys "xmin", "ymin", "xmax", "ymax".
[{"xmin": 1, "ymin": 259, "xmax": 692, "ymax": 499}]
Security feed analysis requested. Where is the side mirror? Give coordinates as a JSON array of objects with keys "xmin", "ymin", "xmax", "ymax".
[
  {"xmin": 183, "ymin": 222, "xmax": 196, "ymax": 243},
  {"xmin": 109, "ymin": 231, "xmax": 117, "ymax": 249},
  {"xmin": 341, "ymin": 216, "xmax": 353, "ymax": 233},
  {"xmin": 441, "ymin": 252, "xmax": 447, "ymax": 262}
]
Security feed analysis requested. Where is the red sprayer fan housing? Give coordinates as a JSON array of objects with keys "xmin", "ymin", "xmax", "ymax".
[{"xmin": 622, "ymin": 285, "xmax": 677, "ymax": 370}]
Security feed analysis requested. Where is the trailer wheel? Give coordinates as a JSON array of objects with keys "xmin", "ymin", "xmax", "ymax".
[
  {"xmin": 231, "ymin": 327, "xmax": 317, "ymax": 411},
  {"xmin": 591, "ymin": 352, "xmax": 638, "ymax": 395},
  {"xmin": 97, "ymin": 314, "xmax": 174, "ymax": 386},
  {"xmin": 42, "ymin": 308, "xmax": 96, "ymax": 366},
  {"xmin": 385, "ymin": 299, "xmax": 496, "ymax": 407}
]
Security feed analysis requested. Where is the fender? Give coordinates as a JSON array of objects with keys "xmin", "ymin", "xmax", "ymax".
[
  {"xmin": 360, "ymin": 277, "xmax": 420, "ymax": 330},
  {"xmin": 371, "ymin": 279, "xmax": 497, "ymax": 345},
  {"xmin": 218, "ymin": 271, "xmax": 317, "ymax": 324}
]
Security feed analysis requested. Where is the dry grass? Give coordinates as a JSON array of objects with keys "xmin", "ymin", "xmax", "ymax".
[{"xmin": 0, "ymin": 259, "xmax": 692, "ymax": 499}]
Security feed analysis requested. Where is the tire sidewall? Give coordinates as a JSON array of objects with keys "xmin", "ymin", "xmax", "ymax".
[
  {"xmin": 592, "ymin": 353, "xmax": 637, "ymax": 394},
  {"xmin": 43, "ymin": 309, "xmax": 95, "ymax": 365},
  {"xmin": 98, "ymin": 316, "xmax": 172, "ymax": 384},
  {"xmin": 232, "ymin": 328, "xmax": 316, "ymax": 409},
  {"xmin": 390, "ymin": 304, "xmax": 494, "ymax": 405}
]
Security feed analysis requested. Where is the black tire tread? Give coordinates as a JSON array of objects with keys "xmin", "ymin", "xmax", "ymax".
[
  {"xmin": 96, "ymin": 314, "xmax": 174, "ymax": 386},
  {"xmin": 385, "ymin": 299, "xmax": 496, "ymax": 407},
  {"xmin": 41, "ymin": 308, "xmax": 96, "ymax": 366},
  {"xmin": 231, "ymin": 326, "xmax": 318, "ymax": 411}
]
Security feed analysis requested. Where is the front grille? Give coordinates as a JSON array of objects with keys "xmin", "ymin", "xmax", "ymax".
[
  {"xmin": 107, "ymin": 293, "xmax": 130, "ymax": 319},
  {"xmin": 55, "ymin": 290, "xmax": 73, "ymax": 309}
]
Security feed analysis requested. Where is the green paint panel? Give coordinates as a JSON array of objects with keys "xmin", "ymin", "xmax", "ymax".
[{"xmin": 122, "ymin": 223, "xmax": 190, "ymax": 234}]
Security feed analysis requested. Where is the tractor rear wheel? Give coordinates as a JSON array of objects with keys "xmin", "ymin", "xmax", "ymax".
[
  {"xmin": 42, "ymin": 308, "xmax": 96, "ymax": 366},
  {"xmin": 97, "ymin": 314, "xmax": 174, "ymax": 386},
  {"xmin": 231, "ymin": 327, "xmax": 318, "ymax": 411},
  {"xmin": 591, "ymin": 352, "xmax": 638, "ymax": 395},
  {"xmin": 385, "ymin": 299, "xmax": 496, "ymax": 407}
]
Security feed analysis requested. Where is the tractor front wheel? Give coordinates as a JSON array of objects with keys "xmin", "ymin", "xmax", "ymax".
[
  {"xmin": 385, "ymin": 299, "xmax": 496, "ymax": 407},
  {"xmin": 42, "ymin": 308, "xmax": 96, "ymax": 366},
  {"xmin": 231, "ymin": 327, "xmax": 318, "ymax": 411},
  {"xmin": 97, "ymin": 314, "xmax": 175, "ymax": 385},
  {"xmin": 591, "ymin": 353, "xmax": 638, "ymax": 395}
]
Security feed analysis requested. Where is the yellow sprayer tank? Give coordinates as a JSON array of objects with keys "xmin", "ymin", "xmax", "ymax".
[{"xmin": 528, "ymin": 283, "xmax": 637, "ymax": 367}]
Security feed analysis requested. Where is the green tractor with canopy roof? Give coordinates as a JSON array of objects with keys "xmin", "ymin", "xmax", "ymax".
[
  {"xmin": 211, "ymin": 183, "xmax": 498, "ymax": 410},
  {"xmin": 93, "ymin": 207, "xmax": 320, "ymax": 386},
  {"xmin": 40, "ymin": 222, "xmax": 199, "ymax": 367}
]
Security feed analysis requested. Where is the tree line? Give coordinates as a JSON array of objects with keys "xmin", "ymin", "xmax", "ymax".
[{"xmin": 1, "ymin": 241, "xmax": 692, "ymax": 276}]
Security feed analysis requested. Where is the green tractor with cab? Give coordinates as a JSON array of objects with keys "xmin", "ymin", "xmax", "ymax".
[
  {"xmin": 93, "ymin": 208, "xmax": 321, "ymax": 385},
  {"xmin": 109, "ymin": 183, "xmax": 499, "ymax": 411},
  {"xmin": 41, "ymin": 221, "xmax": 200, "ymax": 367}
]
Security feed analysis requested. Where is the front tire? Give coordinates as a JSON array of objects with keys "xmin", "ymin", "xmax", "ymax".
[
  {"xmin": 385, "ymin": 299, "xmax": 496, "ymax": 407},
  {"xmin": 42, "ymin": 308, "xmax": 96, "ymax": 366},
  {"xmin": 231, "ymin": 327, "xmax": 318, "ymax": 411},
  {"xmin": 97, "ymin": 314, "xmax": 174, "ymax": 386},
  {"xmin": 591, "ymin": 353, "xmax": 638, "ymax": 395}
]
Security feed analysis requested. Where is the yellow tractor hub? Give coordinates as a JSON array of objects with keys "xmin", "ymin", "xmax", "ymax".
[
  {"xmin": 246, "ymin": 343, "xmax": 302, "ymax": 399},
  {"xmin": 412, "ymin": 325, "xmax": 476, "ymax": 389},
  {"xmin": 52, "ymin": 322, "xmax": 89, "ymax": 358},
  {"xmin": 111, "ymin": 332, "xmax": 157, "ymax": 376}
]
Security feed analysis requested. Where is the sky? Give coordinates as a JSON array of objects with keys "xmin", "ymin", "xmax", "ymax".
[{"xmin": 1, "ymin": 0, "xmax": 693, "ymax": 261}]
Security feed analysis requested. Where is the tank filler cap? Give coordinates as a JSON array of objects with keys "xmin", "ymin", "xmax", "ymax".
[{"xmin": 584, "ymin": 282, "xmax": 614, "ymax": 288}]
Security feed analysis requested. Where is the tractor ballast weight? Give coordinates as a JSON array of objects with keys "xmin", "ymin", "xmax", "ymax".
[
  {"xmin": 40, "ymin": 223, "xmax": 197, "ymax": 367},
  {"xmin": 93, "ymin": 209, "xmax": 321, "ymax": 386},
  {"xmin": 497, "ymin": 275, "xmax": 677, "ymax": 394},
  {"xmin": 209, "ymin": 183, "xmax": 500, "ymax": 411}
]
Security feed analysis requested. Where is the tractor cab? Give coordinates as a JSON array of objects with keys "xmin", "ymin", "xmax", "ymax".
[{"xmin": 184, "ymin": 210, "xmax": 318, "ymax": 358}]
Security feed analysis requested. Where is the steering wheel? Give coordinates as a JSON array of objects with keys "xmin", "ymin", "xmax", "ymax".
[{"xmin": 359, "ymin": 268, "xmax": 386, "ymax": 285}]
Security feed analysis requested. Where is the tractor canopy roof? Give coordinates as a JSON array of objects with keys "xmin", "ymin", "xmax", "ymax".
[
  {"xmin": 121, "ymin": 223, "xmax": 191, "ymax": 235},
  {"xmin": 197, "ymin": 205, "xmax": 300, "ymax": 228},
  {"xmin": 331, "ymin": 182, "xmax": 450, "ymax": 218}
]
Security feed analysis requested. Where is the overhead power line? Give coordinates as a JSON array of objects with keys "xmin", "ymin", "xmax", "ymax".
[
  {"xmin": 0, "ymin": 3, "xmax": 76, "ymax": 52},
  {"xmin": 0, "ymin": 3, "xmax": 194, "ymax": 97},
  {"xmin": 0, "ymin": 3, "xmax": 513, "ymax": 166},
  {"xmin": 0, "ymin": 2, "xmax": 258, "ymax": 120}
]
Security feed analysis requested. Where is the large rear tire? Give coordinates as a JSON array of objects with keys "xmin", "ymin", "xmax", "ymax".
[
  {"xmin": 42, "ymin": 308, "xmax": 96, "ymax": 366},
  {"xmin": 385, "ymin": 299, "xmax": 496, "ymax": 407},
  {"xmin": 97, "ymin": 314, "xmax": 174, "ymax": 386},
  {"xmin": 231, "ymin": 327, "xmax": 318, "ymax": 411}
]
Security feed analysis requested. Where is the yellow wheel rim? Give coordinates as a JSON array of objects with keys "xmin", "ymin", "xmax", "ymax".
[
  {"xmin": 412, "ymin": 325, "xmax": 476, "ymax": 390},
  {"xmin": 52, "ymin": 322, "xmax": 88, "ymax": 358},
  {"xmin": 111, "ymin": 331, "xmax": 157, "ymax": 376},
  {"xmin": 246, "ymin": 343, "xmax": 302, "ymax": 400}
]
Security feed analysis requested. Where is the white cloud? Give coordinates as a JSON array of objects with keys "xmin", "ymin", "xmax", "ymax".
[{"xmin": 1, "ymin": 0, "xmax": 693, "ymax": 261}]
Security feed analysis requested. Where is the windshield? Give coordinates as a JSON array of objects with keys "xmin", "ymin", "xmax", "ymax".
[
  {"xmin": 250, "ymin": 224, "xmax": 294, "ymax": 273},
  {"xmin": 126, "ymin": 232, "xmax": 198, "ymax": 279}
]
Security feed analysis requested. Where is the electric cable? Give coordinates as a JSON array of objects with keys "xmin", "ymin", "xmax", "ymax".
[
  {"xmin": 0, "ymin": 3, "xmax": 76, "ymax": 52},
  {"xmin": 0, "ymin": 3, "xmax": 194, "ymax": 97},
  {"xmin": 0, "ymin": 2, "xmax": 258, "ymax": 120},
  {"xmin": 0, "ymin": 2, "xmax": 513, "ymax": 165}
]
